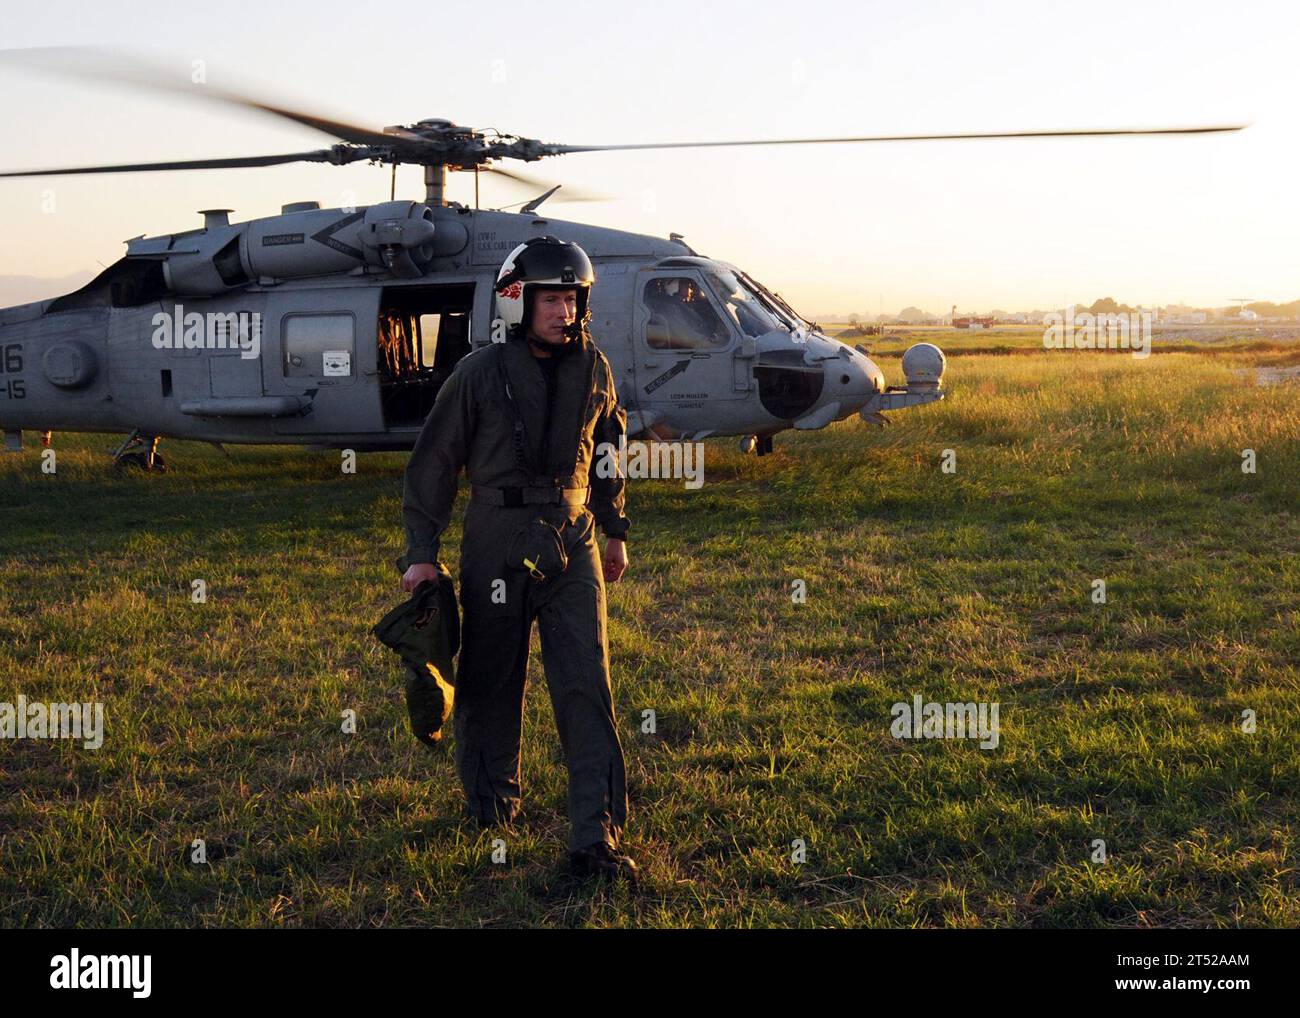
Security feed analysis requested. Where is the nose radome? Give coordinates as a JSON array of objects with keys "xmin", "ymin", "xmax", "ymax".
[
  {"xmin": 826, "ymin": 353, "xmax": 889, "ymax": 395},
  {"xmin": 823, "ymin": 352, "xmax": 883, "ymax": 408}
]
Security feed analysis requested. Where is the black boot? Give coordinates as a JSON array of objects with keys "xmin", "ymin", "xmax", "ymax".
[{"xmin": 569, "ymin": 841, "xmax": 638, "ymax": 882}]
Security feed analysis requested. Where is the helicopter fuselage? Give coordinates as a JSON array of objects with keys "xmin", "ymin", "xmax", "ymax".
[{"xmin": 0, "ymin": 202, "xmax": 942, "ymax": 455}]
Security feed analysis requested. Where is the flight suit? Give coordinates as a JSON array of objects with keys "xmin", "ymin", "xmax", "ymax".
[{"xmin": 400, "ymin": 332, "xmax": 631, "ymax": 852}]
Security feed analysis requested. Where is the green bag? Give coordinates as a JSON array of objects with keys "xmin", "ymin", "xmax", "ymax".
[{"xmin": 372, "ymin": 564, "xmax": 461, "ymax": 747}]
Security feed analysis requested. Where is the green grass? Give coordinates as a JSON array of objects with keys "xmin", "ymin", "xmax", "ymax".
[
  {"xmin": 1, "ymin": 343, "xmax": 1297, "ymax": 927},
  {"xmin": 825, "ymin": 321, "xmax": 1300, "ymax": 358}
]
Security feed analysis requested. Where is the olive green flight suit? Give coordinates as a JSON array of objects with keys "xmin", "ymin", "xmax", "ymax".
[{"xmin": 400, "ymin": 332, "xmax": 631, "ymax": 852}]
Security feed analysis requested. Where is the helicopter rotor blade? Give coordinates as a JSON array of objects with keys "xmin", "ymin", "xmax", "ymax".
[
  {"xmin": 0, "ymin": 150, "xmax": 347, "ymax": 178},
  {"xmin": 481, "ymin": 165, "xmax": 607, "ymax": 202},
  {"xmin": 543, "ymin": 124, "xmax": 1248, "ymax": 155},
  {"xmin": 0, "ymin": 45, "xmax": 1248, "ymax": 190},
  {"xmin": 0, "ymin": 46, "xmax": 404, "ymax": 148}
]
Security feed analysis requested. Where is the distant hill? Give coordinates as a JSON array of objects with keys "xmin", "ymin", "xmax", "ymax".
[{"xmin": 0, "ymin": 271, "xmax": 97, "ymax": 309}]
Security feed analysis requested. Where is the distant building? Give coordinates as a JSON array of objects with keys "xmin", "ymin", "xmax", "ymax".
[{"xmin": 950, "ymin": 304, "xmax": 994, "ymax": 329}]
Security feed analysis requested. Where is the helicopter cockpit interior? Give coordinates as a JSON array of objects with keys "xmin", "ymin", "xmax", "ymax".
[
  {"xmin": 644, "ymin": 259, "xmax": 808, "ymax": 352},
  {"xmin": 644, "ymin": 276, "xmax": 729, "ymax": 350}
]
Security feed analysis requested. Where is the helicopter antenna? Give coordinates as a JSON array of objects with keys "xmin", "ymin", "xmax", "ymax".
[{"xmin": 521, "ymin": 185, "xmax": 562, "ymax": 214}]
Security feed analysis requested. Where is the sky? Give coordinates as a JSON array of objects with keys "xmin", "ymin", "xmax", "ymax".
[{"xmin": 0, "ymin": 0, "xmax": 1296, "ymax": 316}]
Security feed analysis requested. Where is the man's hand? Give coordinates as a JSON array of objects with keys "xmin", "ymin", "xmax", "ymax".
[
  {"xmin": 402, "ymin": 562, "xmax": 439, "ymax": 593},
  {"xmin": 603, "ymin": 538, "xmax": 628, "ymax": 584}
]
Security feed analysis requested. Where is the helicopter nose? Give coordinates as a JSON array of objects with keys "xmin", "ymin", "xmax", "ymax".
[
  {"xmin": 823, "ymin": 349, "xmax": 884, "ymax": 413},
  {"xmin": 757, "ymin": 341, "xmax": 886, "ymax": 428}
]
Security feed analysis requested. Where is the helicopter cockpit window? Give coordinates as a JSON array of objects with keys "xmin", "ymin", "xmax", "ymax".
[
  {"xmin": 735, "ymin": 269, "xmax": 809, "ymax": 334},
  {"xmin": 701, "ymin": 266, "xmax": 782, "ymax": 338},
  {"xmin": 283, "ymin": 313, "xmax": 355, "ymax": 379},
  {"xmin": 643, "ymin": 276, "xmax": 729, "ymax": 350}
]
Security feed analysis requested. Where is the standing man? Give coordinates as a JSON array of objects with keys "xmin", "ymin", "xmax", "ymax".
[{"xmin": 399, "ymin": 236, "xmax": 637, "ymax": 881}]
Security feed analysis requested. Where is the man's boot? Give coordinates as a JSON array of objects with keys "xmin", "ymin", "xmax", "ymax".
[{"xmin": 569, "ymin": 841, "xmax": 638, "ymax": 882}]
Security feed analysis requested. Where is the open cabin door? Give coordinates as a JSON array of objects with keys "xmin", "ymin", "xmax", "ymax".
[{"xmin": 378, "ymin": 282, "xmax": 475, "ymax": 430}]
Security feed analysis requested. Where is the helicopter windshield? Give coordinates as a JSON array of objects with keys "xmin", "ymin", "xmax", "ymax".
[
  {"xmin": 732, "ymin": 268, "xmax": 810, "ymax": 334},
  {"xmin": 700, "ymin": 265, "xmax": 785, "ymax": 339}
]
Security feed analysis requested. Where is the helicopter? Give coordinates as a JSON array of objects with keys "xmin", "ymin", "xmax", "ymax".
[{"xmin": 0, "ymin": 49, "xmax": 1246, "ymax": 470}]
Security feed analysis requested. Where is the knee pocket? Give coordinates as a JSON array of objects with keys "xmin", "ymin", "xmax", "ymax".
[{"xmin": 540, "ymin": 582, "xmax": 606, "ymax": 673}]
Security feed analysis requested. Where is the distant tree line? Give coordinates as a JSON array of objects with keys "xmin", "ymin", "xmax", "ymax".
[
  {"xmin": 1075, "ymin": 297, "xmax": 1300, "ymax": 318},
  {"xmin": 834, "ymin": 298, "xmax": 1300, "ymax": 322}
]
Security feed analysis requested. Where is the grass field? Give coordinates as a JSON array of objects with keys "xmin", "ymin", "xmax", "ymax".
[{"xmin": 1, "ymin": 333, "xmax": 1297, "ymax": 927}]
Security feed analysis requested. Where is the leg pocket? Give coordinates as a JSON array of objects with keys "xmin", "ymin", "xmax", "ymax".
[{"xmin": 538, "ymin": 579, "xmax": 607, "ymax": 688}]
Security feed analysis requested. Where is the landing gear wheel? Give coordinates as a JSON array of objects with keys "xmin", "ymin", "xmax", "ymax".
[
  {"xmin": 756, "ymin": 435, "xmax": 774, "ymax": 456},
  {"xmin": 115, "ymin": 450, "xmax": 167, "ymax": 473},
  {"xmin": 111, "ymin": 431, "xmax": 167, "ymax": 472}
]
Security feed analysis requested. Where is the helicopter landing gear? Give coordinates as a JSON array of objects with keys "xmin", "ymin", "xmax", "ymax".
[
  {"xmin": 112, "ymin": 430, "xmax": 168, "ymax": 473},
  {"xmin": 755, "ymin": 434, "xmax": 774, "ymax": 457}
]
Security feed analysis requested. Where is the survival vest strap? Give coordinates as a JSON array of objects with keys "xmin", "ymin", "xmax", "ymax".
[{"xmin": 494, "ymin": 340, "xmax": 599, "ymax": 487}]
